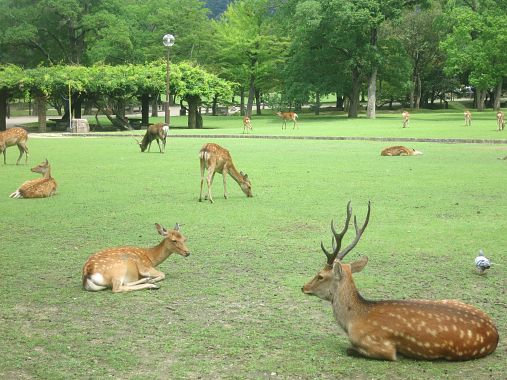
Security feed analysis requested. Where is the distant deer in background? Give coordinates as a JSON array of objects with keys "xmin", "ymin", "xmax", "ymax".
[
  {"xmin": 243, "ymin": 116, "xmax": 253, "ymax": 134},
  {"xmin": 199, "ymin": 143, "xmax": 252, "ymax": 203},
  {"xmin": 82, "ymin": 223, "xmax": 190, "ymax": 293},
  {"xmin": 402, "ymin": 111, "xmax": 410, "ymax": 128},
  {"xmin": 135, "ymin": 123, "xmax": 169, "ymax": 153},
  {"xmin": 302, "ymin": 201, "xmax": 499, "ymax": 361},
  {"xmin": 381, "ymin": 146, "xmax": 423, "ymax": 156},
  {"xmin": 0, "ymin": 127, "xmax": 29, "ymax": 164},
  {"xmin": 496, "ymin": 111, "xmax": 505, "ymax": 131},
  {"xmin": 464, "ymin": 110, "xmax": 472, "ymax": 126},
  {"xmin": 9, "ymin": 159, "xmax": 57, "ymax": 199},
  {"xmin": 276, "ymin": 111, "xmax": 298, "ymax": 129}
]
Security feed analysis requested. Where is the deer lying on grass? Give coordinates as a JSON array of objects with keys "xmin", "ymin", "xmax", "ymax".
[
  {"xmin": 82, "ymin": 223, "xmax": 190, "ymax": 293},
  {"xmin": 497, "ymin": 111, "xmax": 505, "ymax": 131},
  {"xmin": 464, "ymin": 110, "xmax": 472, "ymax": 126},
  {"xmin": 9, "ymin": 159, "xmax": 57, "ymax": 199},
  {"xmin": 276, "ymin": 111, "xmax": 298, "ymax": 129},
  {"xmin": 402, "ymin": 111, "xmax": 410, "ymax": 128},
  {"xmin": 0, "ymin": 127, "xmax": 29, "ymax": 164},
  {"xmin": 302, "ymin": 201, "xmax": 499, "ymax": 361},
  {"xmin": 381, "ymin": 146, "xmax": 423, "ymax": 156},
  {"xmin": 135, "ymin": 123, "xmax": 169, "ymax": 153},
  {"xmin": 243, "ymin": 116, "xmax": 253, "ymax": 134},
  {"xmin": 199, "ymin": 143, "xmax": 252, "ymax": 203}
]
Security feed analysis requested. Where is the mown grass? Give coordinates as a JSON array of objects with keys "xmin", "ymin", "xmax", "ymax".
[{"xmin": 0, "ymin": 113, "xmax": 506, "ymax": 379}]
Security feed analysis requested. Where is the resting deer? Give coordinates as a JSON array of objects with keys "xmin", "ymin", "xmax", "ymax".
[
  {"xmin": 302, "ymin": 201, "xmax": 499, "ymax": 361},
  {"xmin": 9, "ymin": 159, "xmax": 57, "ymax": 199},
  {"xmin": 496, "ymin": 111, "xmax": 505, "ymax": 131},
  {"xmin": 402, "ymin": 111, "xmax": 410, "ymax": 128},
  {"xmin": 82, "ymin": 223, "xmax": 190, "ymax": 293},
  {"xmin": 276, "ymin": 111, "xmax": 298, "ymax": 129},
  {"xmin": 135, "ymin": 123, "xmax": 169, "ymax": 153},
  {"xmin": 0, "ymin": 127, "xmax": 29, "ymax": 164},
  {"xmin": 243, "ymin": 116, "xmax": 253, "ymax": 134},
  {"xmin": 381, "ymin": 146, "xmax": 423, "ymax": 156},
  {"xmin": 464, "ymin": 110, "xmax": 472, "ymax": 126},
  {"xmin": 199, "ymin": 143, "xmax": 252, "ymax": 203}
]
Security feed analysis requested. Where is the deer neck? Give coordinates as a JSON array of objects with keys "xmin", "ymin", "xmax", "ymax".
[
  {"xmin": 146, "ymin": 240, "xmax": 173, "ymax": 266},
  {"xmin": 331, "ymin": 274, "xmax": 371, "ymax": 332},
  {"xmin": 43, "ymin": 167, "xmax": 52, "ymax": 179},
  {"xmin": 228, "ymin": 164, "xmax": 245, "ymax": 185}
]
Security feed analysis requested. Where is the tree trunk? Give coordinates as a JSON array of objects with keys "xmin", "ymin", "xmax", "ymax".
[
  {"xmin": 151, "ymin": 97, "xmax": 159, "ymax": 117},
  {"xmin": 36, "ymin": 95, "xmax": 47, "ymax": 133},
  {"xmin": 0, "ymin": 90, "xmax": 7, "ymax": 131},
  {"xmin": 212, "ymin": 95, "xmax": 218, "ymax": 116},
  {"xmin": 477, "ymin": 89, "xmax": 486, "ymax": 111},
  {"xmin": 74, "ymin": 95, "xmax": 83, "ymax": 119},
  {"xmin": 348, "ymin": 68, "xmax": 361, "ymax": 118},
  {"xmin": 366, "ymin": 67, "xmax": 377, "ymax": 119},
  {"xmin": 187, "ymin": 95, "xmax": 202, "ymax": 129},
  {"xmin": 315, "ymin": 92, "xmax": 320, "ymax": 115},
  {"xmin": 240, "ymin": 88, "xmax": 245, "ymax": 116},
  {"xmin": 415, "ymin": 75, "xmax": 422, "ymax": 110},
  {"xmin": 336, "ymin": 95, "xmax": 344, "ymax": 111},
  {"xmin": 493, "ymin": 79, "xmax": 502, "ymax": 111},
  {"xmin": 246, "ymin": 74, "xmax": 255, "ymax": 117},
  {"xmin": 255, "ymin": 89, "xmax": 261, "ymax": 115},
  {"xmin": 141, "ymin": 94, "xmax": 150, "ymax": 125}
]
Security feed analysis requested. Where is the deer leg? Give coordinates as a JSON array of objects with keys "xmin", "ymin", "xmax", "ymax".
[
  {"xmin": 207, "ymin": 171, "xmax": 216, "ymax": 203},
  {"xmin": 155, "ymin": 139, "xmax": 162, "ymax": 153},
  {"xmin": 222, "ymin": 168, "xmax": 228, "ymax": 199},
  {"xmin": 199, "ymin": 161, "xmax": 205, "ymax": 202},
  {"xmin": 162, "ymin": 138, "xmax": 167, "ymax": 153},
  {"xmin": 2, "ymin": 150, "xmax": 6, "ymax": 165},
  {"xmin": 111, "ymin": 279, "xmax": 160, "ymax": 293},
  {"xmin": 138, "ymin": 267, "xmax": 166, "ymax": 283}
]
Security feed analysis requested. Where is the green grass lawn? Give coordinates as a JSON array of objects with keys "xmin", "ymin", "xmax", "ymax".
[{"xmin": 0, "ymin": 115, "xmax": 506, "ymax": 379}]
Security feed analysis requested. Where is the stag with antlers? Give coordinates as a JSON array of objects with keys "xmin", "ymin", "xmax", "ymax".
[{"xmin": 302, "ymin": 202, "xmax": 498, "ymax": 361}]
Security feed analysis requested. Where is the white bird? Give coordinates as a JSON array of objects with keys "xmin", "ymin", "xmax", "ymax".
[{"xmin": 475, "ymin": 249, "xmax": 491, "ymax": 275}]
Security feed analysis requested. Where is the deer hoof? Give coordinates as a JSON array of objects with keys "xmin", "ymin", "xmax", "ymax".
[{"xmin": 149, "ymin": 284, "xmax": 161, "ymax": 290}]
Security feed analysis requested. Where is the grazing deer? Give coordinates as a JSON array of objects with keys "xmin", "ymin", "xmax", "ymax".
[
  {"xmin": 302, "ymin": 201, "xmax": 499, "ymax": 361},
  {"xmin": 0, "ymin": 127, "xmax": 29, "ymax": 164},
  {"xmin": 9, "ymin": 159, "xmax": 57, "ymax": 199},
  {"xmin": 276, "ymin": 111, "xmax": 298, "ymax": 129},
  {"xmin": 243, "ymin": 116, "xmax": 253, "ymax": 134},
  {"xmin": 496, "ymin": 111, "xmax": 505, "ymax": 131},
  {"xmin": 402, "ymin": 111, "xmax": 410, "ymax": 128},
  {"xmin": 381, "ymin": 146, "xmax": 423, "ymax": 156},
  {"xmin": 464, "ymin": 110, "xmax": 472, "ymax": 126},
  {"xmin": 134, "ymin": 123, "xmax": 169, "ymax": 153},
  {"xmin": 82, "ymin": 223, "xmax": 190, "ymax": 293},
  {"xmin": 199, "ymin": 143, "xmax": 252, "ymax": 203}
]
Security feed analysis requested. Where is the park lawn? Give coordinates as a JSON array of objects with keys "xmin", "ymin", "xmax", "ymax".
[
  {"xmin": 108, "ymin": 109, "xmax": 507, "ymax": 142},
  {"xmin": 0, "ymin": 135, "xmax": 505, "ymax": 379}
]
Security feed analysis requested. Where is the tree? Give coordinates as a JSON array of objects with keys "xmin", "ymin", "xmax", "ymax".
[{"xmin": 0, "ymin": 64, "xmax": 25, "ymax": 131}]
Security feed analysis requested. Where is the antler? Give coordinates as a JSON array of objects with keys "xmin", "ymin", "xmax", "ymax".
[{"xmin": 321, "ymin": 201, "xmax": 371, "ymax": 266}]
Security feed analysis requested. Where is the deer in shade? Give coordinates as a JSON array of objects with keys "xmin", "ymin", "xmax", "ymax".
[
  {"xmin": 199, "ymin": 143, "xmax": 252, "ymax": 203},
  {"xmin": 276, "ymin": 111, "xmax": 298, "ymax": 129},
  {"xmin": 302, "ymin": 201, "xmax": 499, "ymax": 361},
  {"xmin": 464, "ymin": 110, "xmax": 472, "ymax": 126},
  {"xmin": 381, "ymin": 146, "xmax": 422, "ymax": 156},
  {"xmin": 402, "ymin": 111, "xmax": 410, "ymax": 128},
  {"xmin": 243, "ymin": 116, "xmax": 253, "ymax": 134},
  {"xmin": 497, "ymin": 111, "xmax": 505, "ymax": 131},
  {"xmin": 82, "ymin": 223, "xmax": 190, "ymax": 293},
  {"xmin": 0, "ymin": 127, "xmax": 29, "ymax": 164},
  {"xmin": 135, "ymin": 123, "xmax": 169, "ymax": 153},
  {"xmin": 9, "ymin": 159, "xmax": 57, "ymax": 199}
]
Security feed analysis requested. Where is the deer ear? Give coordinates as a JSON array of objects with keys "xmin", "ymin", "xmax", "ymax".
[
  {"xmin": 173, "ymin": 223, "xmax": 180, "ymax": 231},
  {"xmin": 155, "ymin": 223, "xmax": 168, "ymax": 236},
  {"xmin": 350, "ymin": 256, "xmax": 368, "ymax": 273},
  {"xmin": 333, "ymin": 261, "xmax": 344, "ymax": 279}
]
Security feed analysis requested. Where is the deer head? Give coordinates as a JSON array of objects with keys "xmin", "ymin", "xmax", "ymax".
[{"xmin": 302, "ymin": 201, "xmax": 370, "ymax": 300}]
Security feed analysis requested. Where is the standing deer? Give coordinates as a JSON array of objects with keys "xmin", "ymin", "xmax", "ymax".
[
  {"xmin": 464, "ymin": 110, "xmax": 472, "ymax": 126},
  {"xmin": 243, "ymin": 116, "xmax": 253, "ymax": 134},
  {"xmin": 496, "ymin": 111, "xmax": 505, "ymax": 131},
  {"xmin": 135, "ymin": 123, "xmax": 169, "ymax": 153},
  {"xmin": 199, "ymin": 143, "xmax": 252, "ymax": 203},
  {"xmin": 302, "ymin": 202, "xmax": 499, "ymax": 361},
  {"xmin": 82, "ymin": 223, "xmax": 190, "ymax": 293},
  {"xmin": 0, "ymin": 127, "xmax": 29, "ymax": 164},
  {"xmin": 276, "ymin": 111, "xmax": 298, "ymax": 129},
  {"xmin": 402, "ymin": 111, "xmax": 410, "ymax": 128},
  {"xmin": 9, "ymin": 159, "xmax": 57, "ymax": 199},
  {"xmin": 381, "ymin": 146, "xmax": 423, "ymax": 156}
]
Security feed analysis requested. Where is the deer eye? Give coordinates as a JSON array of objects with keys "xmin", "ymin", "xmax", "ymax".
[{"xmin": 317, "ymin": 275, "xmax": 324, "ymax": 280}]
